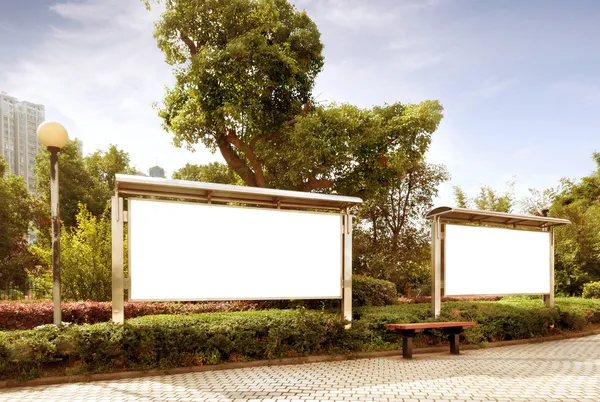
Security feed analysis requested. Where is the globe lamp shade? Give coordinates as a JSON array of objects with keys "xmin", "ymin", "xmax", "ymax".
[{"xmin": 37, "ymin": 121, "xmax": 69, "ymax": 149}]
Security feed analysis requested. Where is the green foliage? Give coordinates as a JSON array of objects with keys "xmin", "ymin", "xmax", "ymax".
[
  {"xmin": 453, "ymin": 186, "xmax": 469, "ymax": 208},
  {"xmin": 30, "ymin": 204, "xmax": 116, "ymax": 301},
  {"xmin": 154, "ymin": 0, "xmax": 324, "ymax": 188},
  {"xmin": 583, "ymin": 282, "xmax": 600, "ymax": 299},
  {"xmin": 151, "ymin": 0, "xmax": 445, "ymax": 199},
  {"xmin": 352, "ymin": 276, "xmax": 397, "ymax": 307},
  {"xmin": 172, "ymin": 162, "xmax": 240, "ymax": 185},
  {"xmin": 356, "ymin": 297, "xmax": 599, "ymax": 347},
  {"xmin": 354, "ymin": 159, "xmax": 447, "ymax": 294},
  {"xmin": 0, "ymin": 156, "xmax": 36, "ymax": 291},
  {"xmin": 520, "ymin": 187, "xmax": 556, "ymax": 216},
  {"xmin": 258, "ymin": 101, "xmax": 445, "ymax": 193},
  {"xmin": 551, "ymin": 154, "xmax": 600, "ymax": 295},
  {"xmin": 34, "ymin": 141, "xmax": 92, "ymax": 229},
  {"xmin": 0, "ymin": 298, "xmax": 598, "ymax": 380},
  {"xmin": 453, "ymin": 180, "xmax": 515, "ymax": 212},
  {"xmin": 34, "ymin": 142, "xmax": 135, "ymax": 231}
]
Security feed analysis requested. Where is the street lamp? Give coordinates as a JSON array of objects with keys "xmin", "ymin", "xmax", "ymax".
[{"xmin": 37, "ymin": 121, "xmax": 69, "ymax": 325}]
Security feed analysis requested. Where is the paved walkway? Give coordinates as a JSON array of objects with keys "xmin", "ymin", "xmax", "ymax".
[{"xmin": 1, "ymin": 335, "xmax": 599, "ymax": 402}]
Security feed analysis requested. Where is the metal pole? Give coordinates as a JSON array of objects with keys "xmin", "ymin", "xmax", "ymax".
[
  {"xmin": 49, "ymin": 147, "xmax": 61, "ymax": 325},
  {"xmin": 112, "ymin": 195, "xmax": 125, "ymax": 324},
  {"xmin": 342, "ymin": 213, "xmax": 353, "ymax": 328},
  {"xmin": 431, "ymin": 218, "xmax": 442, "ymax": 318},
  {"xmin": 544, "ymin": 227, "xmax": 555, "ymax": 307}
]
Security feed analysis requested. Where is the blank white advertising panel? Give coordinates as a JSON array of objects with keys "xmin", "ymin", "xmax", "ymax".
[
  {"xmin": 444, "ymin": 224, "xmax": 551, "ymax": 296},
  {"xmin": 129, "ymin": 199, "xmax": 342, "ymax": 301}
]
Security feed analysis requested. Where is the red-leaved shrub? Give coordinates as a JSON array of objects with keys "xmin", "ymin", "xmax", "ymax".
[{"xmin": 0, "ymin": 300, "xmax": 258, "ymax": 330}]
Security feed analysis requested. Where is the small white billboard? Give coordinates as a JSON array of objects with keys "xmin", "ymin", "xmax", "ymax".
[{"xmin": 444, "ymin": 224, "xmax": 551, "ymax": 296}]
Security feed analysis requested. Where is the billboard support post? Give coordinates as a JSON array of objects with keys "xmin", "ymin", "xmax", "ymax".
[
  {"xmin": 342, "ymin": 212, "xmax": 353, "ymax": 327},
  {"xmin": 431, "ymin": 217, "xmax": 442, "ymax": 318},
  {"xmin": 112, "ymin": 195, "xmax": 125, "ymax": 324},
  {"xmin": 543, "ymin": 227, "xmax": 555, "ymax": 307}
]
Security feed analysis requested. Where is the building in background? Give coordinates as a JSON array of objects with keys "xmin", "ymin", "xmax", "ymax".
[
  {"xmin": 149, "ymin": 165, "xmax": 166, "ymax": 178},
  {"xmin": 74, "ymin": 138, "xmax": 83, "ymax": 157},
  {"xmin": 0, "ymin": 91, "xmax": 45, "ymax": 192}
]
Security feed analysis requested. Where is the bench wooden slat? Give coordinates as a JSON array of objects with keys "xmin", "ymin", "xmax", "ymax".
[{"xmin": 385, "ymin": 321, "xmax": 476, "ymax": 331}]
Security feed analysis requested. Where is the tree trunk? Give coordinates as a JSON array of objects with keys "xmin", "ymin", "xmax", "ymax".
[{"xmin": 216, "ymin": 134, "xmax": 258, "ymax": 186}]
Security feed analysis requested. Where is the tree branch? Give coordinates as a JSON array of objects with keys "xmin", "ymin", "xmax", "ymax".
[
  {"xmin": 398, "ymin": 172, "xmax": 414, "ymax": 234},
  {"xmin": 224, "ymin": 130, "xmax": 266, "ymax": 187},
  {"xmin": 298, "ymin": 172, "xmax": 334, "ymax": 192},
  {"xmin": 180, "ymin": 34, "xmax": 198, "ymax": 55},
  {"xmin": 216, "ymin": 134, "xmax": 257, "ymax": 186}
]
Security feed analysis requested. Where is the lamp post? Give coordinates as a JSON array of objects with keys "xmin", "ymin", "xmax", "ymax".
[{"xmin": 37, "ymin": 121, "xmax": 69, "ymax": 325}]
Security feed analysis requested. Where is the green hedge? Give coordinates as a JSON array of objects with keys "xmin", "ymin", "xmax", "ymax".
[
  {"xmin": 352, "ymin": 275, "xmax": 397, "ymax": 306},
  {"xmin": 0, "ymin": 310, "xmax": 354, "ymax": 380},
  {"xmin": 583, "ymin": 281, "xmax": 600, "ymax": 299},
  {"xmin": 256, "ymin": 275, "xmax": 397, "ymax": 310},
  {"xmin": 0, "ymin": 297, "xmax": 598, "ymax": 381}
]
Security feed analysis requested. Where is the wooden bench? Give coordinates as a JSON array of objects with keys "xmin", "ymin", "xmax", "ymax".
[{"xmin": 385, "ymin": 321, "xmax": 476, "ymax": 359}]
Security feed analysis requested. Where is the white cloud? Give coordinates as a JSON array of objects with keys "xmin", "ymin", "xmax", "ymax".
[{"xmin": 1, "ymin": 0, "xmax": 221, "ymax": 177}]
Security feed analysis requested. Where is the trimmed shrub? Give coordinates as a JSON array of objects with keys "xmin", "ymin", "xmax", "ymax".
[
  {"xmin": 583, "ymin": 281, "xmax": 600, "ymax": 299},
  {"xmin": 0, "ymin": 298, "xmax": 598, "ymax": 381},
  {"xmin": 0, "ymin": 275, "xmax": 396, "ymax": 331},
  {"xmin": 0, "ymin": 310, "xmax": 352, "ymax": 380},
  {"xmin": 352, "ymin": 276, "xmax": 397, "ymax": 307},
  {"xmin": 0, "ymin": 300, "xmax": 258, "ymax": 330}
]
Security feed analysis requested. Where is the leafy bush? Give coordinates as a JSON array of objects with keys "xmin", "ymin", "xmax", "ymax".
[
  {"xmin": 0, "ymin": 310, "xmax": 351, "ymax": 380},
  {"xmin": 352, "ymin": 275, "xmax": 397, "ymax": 306},
  {"xmin": 355, "ymin": 297, "xmax": 600, "ymax": 347},
  {"xmin": 30, "ymin": 204, "xmax": 115, "ymax": 302},
  {"xmin": 0, "ymin": 298, "xmax": 598, "ymax": 381},
  {"xmin": 583, "ymin": 281, "xmax": 600, "ymax": 299}
]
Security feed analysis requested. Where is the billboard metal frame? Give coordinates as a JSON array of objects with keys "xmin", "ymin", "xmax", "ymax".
[
  {"xmin": 426, "ymin": 206, "xmax": 570, "ymax": 318},
  {"xmin": 111, "ymin": 175, "xmax": 362, "ymax": 325}
]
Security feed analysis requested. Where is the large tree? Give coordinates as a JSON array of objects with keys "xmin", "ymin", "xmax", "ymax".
[
  {"xmin": 150, "ymin": 0, "xmax": 444, "ymax": 195},
  {"xmin": 153, "ymin": 0, "xmax": 323, "ymax": 189}
]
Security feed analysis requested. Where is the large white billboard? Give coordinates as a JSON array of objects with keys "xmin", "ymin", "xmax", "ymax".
[
  {"xmin": 129, "ymin": 199, "xmax": 342, "ymax": 301},
  {"xmin": 444, "ymin": 224, "xmax": 551, "ymax": 296}
]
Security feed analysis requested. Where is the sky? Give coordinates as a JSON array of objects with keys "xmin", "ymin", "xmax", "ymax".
[{"xmin": 1, "ymin": 0, "xmax": 598, "ymax": 207}]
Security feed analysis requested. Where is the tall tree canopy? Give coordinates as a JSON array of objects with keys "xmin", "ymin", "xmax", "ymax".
[
  {"xmin": 153, "ymin": 0, "xmax": 324, "ymax": 189},
  {"xmin": 151, "ymin": 0, "xmax": 444, "ymax": 195}
]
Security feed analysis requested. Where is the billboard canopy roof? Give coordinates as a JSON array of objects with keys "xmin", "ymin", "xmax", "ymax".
[
  {"xmin": 114, "ymin": 174, "xmax": 362, "ymax": 211},
  {"xmin": 426, "ymin": 206, "xmax": 570, "ymax": 229}
]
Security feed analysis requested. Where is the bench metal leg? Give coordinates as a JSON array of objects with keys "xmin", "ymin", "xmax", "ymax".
[
  {"xmin": 402, "ymin": 336, "xmax": 413, "ymax": 359},
  {"xmin": 449, "ymin": 333, "xmax": 460, "ymax": 354}
]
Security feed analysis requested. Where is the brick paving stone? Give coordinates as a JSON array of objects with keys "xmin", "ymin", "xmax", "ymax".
[{"xmin": 1, "ymin": 335, "xmax": 599, "ymax": 401}]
